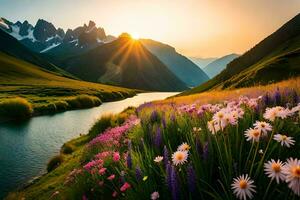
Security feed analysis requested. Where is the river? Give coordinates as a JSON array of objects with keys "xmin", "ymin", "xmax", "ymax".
[{"xmin": 0, "ymin": 92, "xmax": 177, "ymax": 199}]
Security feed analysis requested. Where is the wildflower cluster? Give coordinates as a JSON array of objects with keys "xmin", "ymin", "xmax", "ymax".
[{"xmin": 61, "ymin": 89, "xmax": 300, "ymax": 200}]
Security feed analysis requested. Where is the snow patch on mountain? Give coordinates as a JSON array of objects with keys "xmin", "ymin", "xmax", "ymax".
[
  {"xmin": 9, "ymin": 25, "xmax": 37, "ymax": 42},
  {"xmin": 0, "ymin": 19, "xmax": 9, "ymax": 29},
  {"xmin": 40, "ymin": 43, "xmax": 60, "ymax": 53}
]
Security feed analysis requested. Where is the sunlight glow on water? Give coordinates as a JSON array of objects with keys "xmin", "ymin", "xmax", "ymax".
[{"xmin": 0, "ymin": 92, "xmax": 177, "ymax": 198}]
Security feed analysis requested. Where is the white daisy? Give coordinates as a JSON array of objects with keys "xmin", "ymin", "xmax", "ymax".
[
  {"xmin": 207, "ymin": 120, "xmax": 219, "ymax": 134},
  {"xmin": 231, "ymin": 174, "xmax": 256, "ymax": 200},
  {"xmin": 193, "ymin": 127, "xmax": 202, "ymax": 132},
  {"xmin": 244, "ymin": 128, "xmax": 261, "ymax": 142},
  {"xmin": 283, "ymin": 158, "xmax": 300, "ymax": 196},
  {"xmin": 172, "ymin": 150, "xmax": 188, "ymax": 166},
  {"xmin": 213, "ymin": 111, "xmax": 226, "ymax": 123},
  {"xmin": 264, "ymin": 159, "xmax": 285, "ymax": 183},
  {"xmin": 263, "ymin": 106, "xmax": 292, "ymax": 121},
  {"xmin": 177, "ymin": 142, "xmax": 191, "ymax": 151},
  {"xmin": 253, "ymin": 121, "xmax": 272, "ymax": 136},
  {"xmin": 273, "ymin": 134, "xmax": 295, "ymax": 148},
  {"xmin": 154, "ymin": 156, "xmax": 163, "ymax": 163}
]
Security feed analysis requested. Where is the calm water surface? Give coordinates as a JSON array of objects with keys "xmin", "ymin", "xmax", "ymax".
[{"xmin": 0, "ymin": 92, "xmax": 177, "ymax": 198}]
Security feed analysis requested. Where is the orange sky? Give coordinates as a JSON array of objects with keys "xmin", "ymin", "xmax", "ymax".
[{"xmin": 1, "ymin": 0, "xmax": 300, "ymax": 57}]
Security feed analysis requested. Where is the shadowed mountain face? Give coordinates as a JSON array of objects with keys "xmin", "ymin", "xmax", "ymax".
[
  {"xmin": 57, "ymin": 36, "xmax": 188, "ymax": 91},
  {"xmin": 183, "ymin": 13, "xmax": 300, "ymax": 95},
  {"xmin": 140, "ymin": 39, "xmax": 209, "ymax": 87},
  {"xmin": 0, "ymin": 29, "xmax": 74, "ymax": 77},
  {"xmin": 202, "ymin": 54, "xmax": 239, "ymax": 78}
]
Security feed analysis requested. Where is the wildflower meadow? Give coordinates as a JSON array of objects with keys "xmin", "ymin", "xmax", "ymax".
[{"xmin": 56, "ymin": 88, "xmax": 300, "ymax": 200}]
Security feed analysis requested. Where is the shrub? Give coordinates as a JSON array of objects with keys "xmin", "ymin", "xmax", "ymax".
[
  {"xmin": 0, "ymin": 97, "xmax": 33, "ymax": 119},
  {"xmin": 47, "ymin": 155, "xmax": 63, "ymax": 172},
  {"xmin": 61, "ymin": 143, "xmax": 74, "ymax": 154},
  {"xmin": 35, "ymin": 103, "xmax": 57, "ymax": 114},
  {"xmin": 54, "ymin": 101, "xmax": 69, "ymax": 111},
  {"xmin": 66, "ymin": 95, "xmax": 102, "ymax": 109}
]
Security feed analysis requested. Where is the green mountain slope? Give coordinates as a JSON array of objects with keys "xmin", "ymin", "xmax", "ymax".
[
  {"xmin": 183, "ymin": 13, "xmax": 300, "ymax": 95},
  {"xmin": 140, "ymin": 39, "xmax": 209, "ymax": 87},
  {"xmin": 0, "ymin": 52, "xmax": 136, "ymax": 108},
  {"xmin": 56, "ymin": 35, "xmax": 188, "ymax": 91},
  {"xmin": 0, "ymin": 29, "xmax": 75, "ymax": 78}
]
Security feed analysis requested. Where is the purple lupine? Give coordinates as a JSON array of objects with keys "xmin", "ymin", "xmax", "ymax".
[
  {"xmin": 166, "ymin": 162, "xmax": 172, "ymax": 190},
  {"xmin": 202, "ymin": 142, "xmax": 209, "ymax": 161},
  {"xmin": 292, "ymin": 89, "xmax": 299, "ymax": 104},
  {"xmin": 187, "ymin": 164, "xmax": 197, "ymax": 195},
  {"xmin": 154, "ymin": 127, "xmax": 162, "ymax": 148},
  {"xmin": 135, "ymin": 165, "xmax": 142, "ymax": 181},
  {"xmin": 128, "ymin": 139, "xmax": 132, "ymax": 151},
  {"xmin": 263, "ymin": 93, "xmax": 270, "ymax": 106},
  {"xmin": 126, "ymin": 152, "xmax": 132, "ymax": 169},
  {"xmin": 274, "ymin": 88, "xmax": 281, "ymax": 105},
  {"xmin": 163, "ymin": 146, "xmax": 169, "ymax": 167},
  {"xmin": 195, "ymin": 138, "xmax": 203, "ymax": 156},
  {"xmin": 170, "ymin": 113, "xmax": 176, "ymax": 123},
  {"xmin": 170, "ymin": 166, "xmax": 180, "ymax": 200},
  {"xmin": 150, "ymin": 110, "xmax": 159, "ymax": 123}
]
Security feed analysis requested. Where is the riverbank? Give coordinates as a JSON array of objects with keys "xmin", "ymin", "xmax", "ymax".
[
  {"xmin": 0, "ymin": 92, "xmax": 178, "ymax": 199},
  {"xmin": 0, "ymin": 90, "xmax": 138, "ymax": 122}
]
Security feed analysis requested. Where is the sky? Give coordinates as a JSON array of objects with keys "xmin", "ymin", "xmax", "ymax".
[{"xmin": 0, "ymin": 0, "xmax": 300, "ymax": 57}]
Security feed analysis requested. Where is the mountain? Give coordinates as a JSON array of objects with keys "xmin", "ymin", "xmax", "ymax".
[
  {"xmin": 202, "ymin": 54, "xmax": 239, "ymax": 78},
  {"xmin": 189, "ymin": 57, "xmax": 217, "ymax": 69},
  {"xmin": 183, "ymin": 13, "xmax": 300, "ymax": 95},
  {"xmin": 140, "ymin": 39, "xmax": 209, "ymax": 86},
  {"xmin": 0, "ymin": 28, "xmax": 74, "ymax": 78},
  {"xmin": 55, "ymin": 34, "xmax": 188, "ymax": 91},
  {"xmin": 0, "ymin": 18, "xmax": 115, "ymax": 53}
]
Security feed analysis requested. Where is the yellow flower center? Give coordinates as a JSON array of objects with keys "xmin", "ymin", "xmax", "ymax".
[
  {"xmin": 218, "ymin": 113, "xmax": 224, "ymax": 118},
  {"xmin": 281, "ymin": 135, "xmax": 287, "ymax": 141},
  {"xmin": 176, "ymin": 153, "xmax": 184, "ymax": 161},
  {"xmin": 292, "ymin": 166, "xmax": 300, "ymax": 177},
  {"xmin": 271, "ymin": 163, "xmax": 281, "ymax": 173},
  {"xmin": 239, "ymin": 180, "xmax": 247, "ymax": 189},
  {"xmin": 252, "ymin": 130, "xmax": 260, "ymax": 137},
  {"xmin": 261, "ymin": 124, "xmax": 265, "ymax": 128}
]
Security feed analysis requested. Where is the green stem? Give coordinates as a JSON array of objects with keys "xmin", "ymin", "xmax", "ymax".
[
  {"xmin": 263, "ymin": 180, "xmax": 273, "ymax": 200},
  {"xmin": 254, "ymin": 129, "xmax": 275, "ymax": 178},
  {"xmin": 249, "ymin": 142, "xmax": 259, "ymax": 176},
  {"xmin": 244, "ymin": 142, "xmax": 254, "ymax": 171}
]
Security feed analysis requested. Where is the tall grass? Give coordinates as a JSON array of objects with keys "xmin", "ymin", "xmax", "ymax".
[{"xmin": 0, "ymin": 97, "xmax": 33, "ymax": 119}]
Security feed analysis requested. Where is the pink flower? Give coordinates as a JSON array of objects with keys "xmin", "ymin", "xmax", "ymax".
[
  {"xmin": 98, "ymin": 181, "xmax": 104, "ymax": 187},
  {"xmin": 112, "ymin": 191, "xmax": 118, "ymax": 197},
  {"xmin": 113, "ymin": 152, "xmax": 120, "ymax": 162},
  {"xmin": 120, "ymin": 182, "xmax": 131, "ymax": 192},
  {"xmin": 82, "ymin": 195, "xmax": 88, "ymax": 200},
  {"xmin": 99, "ymin": 167, "xmax": 107, "ymax": 175},
  {"xmin": 107, "ymin": 174, "xmax": 115, "ymax": 180}
]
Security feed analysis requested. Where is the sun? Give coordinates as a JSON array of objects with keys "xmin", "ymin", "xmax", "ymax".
[{"xmin": 131, "ymin": 32, "xmax": 140, "ymax": 40}]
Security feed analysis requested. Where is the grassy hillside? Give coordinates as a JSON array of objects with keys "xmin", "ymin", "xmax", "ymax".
[
  {"xmin": 6, "ymin": 77, "xmax": 300, "ymax": 200},
  {"xmin": 55, "ymin": 36, "xmax": 188, "ymax": 92},
  {"xmin": 140, "ymin": 39, "xmax": 209, "ymax": 87},
  {"xmin": 183, "ymin": 13, "xmax": 300, "ymax": 95},
  {"xmin": 0, "ymin": 52, "xmax": 137, "ymax": 116}
]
